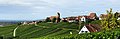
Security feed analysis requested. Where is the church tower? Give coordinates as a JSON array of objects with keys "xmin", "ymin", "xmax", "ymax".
[
  {"xmin": 56, "ymin": 11, "xmax": 61, "ymax": 23},
  {"xmin": 57, "ymin": 12, "xmax": 60, "ymax": 18}
]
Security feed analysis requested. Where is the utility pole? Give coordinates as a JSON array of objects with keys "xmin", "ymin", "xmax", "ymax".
[{"xmin": 13, "ymin": 26, "xmax": 20, "ymax": 37}]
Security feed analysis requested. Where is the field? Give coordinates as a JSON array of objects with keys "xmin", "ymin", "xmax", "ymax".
[
  {"xmin": 0, "ymin": 22, "xmax": 120, "ymax": 39},
  {"xmin": 0, "ymin": 22, "xmax": 80, "ymax": 39}
]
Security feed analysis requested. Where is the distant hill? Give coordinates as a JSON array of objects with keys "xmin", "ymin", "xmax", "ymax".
[
  {"xmin": 0, "ymin": 20, "xmax": 26, "ymax": 26},
  {"xmin": 0, "ymin": 19, "xmax": 46, "ymax": 26}
]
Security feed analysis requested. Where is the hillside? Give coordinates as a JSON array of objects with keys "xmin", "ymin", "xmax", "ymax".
[
  {"xmin": 0, "ymin": 22, "xmax": 80, "ymax": 39},
  {"xmin": 0, "ymin": 21, "xmax": 120, "ymax": 39}
]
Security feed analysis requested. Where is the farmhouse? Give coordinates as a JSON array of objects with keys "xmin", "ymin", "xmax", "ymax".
[
  {"xmin": 61, "ymin": 12, "xmax": 99, "ymax": 23},
  {"xmin": 100, "ymin": 12, "xmax": 120, "ymax": 20},
  {"xmin": 79, "ymin": 24, "xmax": 101, "ymax": 34}
]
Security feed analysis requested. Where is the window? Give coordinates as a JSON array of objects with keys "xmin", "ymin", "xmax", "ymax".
[
  {"xmin": 81, "ymin": 31, "xmax": 84, "ymax": 33},
  {"xmin": 85, "ymin": 31, "xmax": 88, "ymax": 33}
]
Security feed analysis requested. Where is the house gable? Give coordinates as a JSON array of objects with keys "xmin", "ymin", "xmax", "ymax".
[
  {"xmin": 81, "ymin": 16, "xmax": 86, "ymax": 22},
  {"xmin": 79, "ymin": 24, "xmax": 101, "ymax": 34},
  {"xmin": 79, "ymin": 26, "xmax": 90, "ymax": 34}
]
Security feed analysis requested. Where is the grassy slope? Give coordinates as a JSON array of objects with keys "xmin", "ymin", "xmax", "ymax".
[
  {"xmin": 0, "ymin": 21, "xmax": 120, "ymax": 39},
  {"xmin": 0, "ymin": 22, "xmax": 79, "ymax": 39},
  {"xmin": 35, "ymin": 28, "xmax": 120, "ymax": 39}
]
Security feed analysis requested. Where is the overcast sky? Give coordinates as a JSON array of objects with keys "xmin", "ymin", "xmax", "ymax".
[{"xmin": 0, "ymin": 0, "xmax": 120, "ymax": 20}]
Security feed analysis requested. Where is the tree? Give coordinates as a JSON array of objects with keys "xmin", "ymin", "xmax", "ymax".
[
  {"xmin": 101, "ymin": 8, "xmax": 118, "ymax": 30},
  {"xmin": 52, "ymin": 17, "xmax": 56, "ymax": 23},
  {"xmin": 78, "ymin": 20, "xmax": 84, "ymax": 30},
  {"xmin": 45, "ymin": 17, "xmax": 51, "ymax": 22},
  {"xmin": 56, "ymin": 17, "xmax": 61, "ymax": 23},
  {"xmin": 114, "ymin": 12, "xmax": 119, "ymax": 19}
]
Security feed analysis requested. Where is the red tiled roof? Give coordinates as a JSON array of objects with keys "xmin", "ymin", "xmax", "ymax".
[
  {"xmin": 85, "ymin": 24, "xmax": 101, "ymax": 32},
  {"xmin": 66, "ymin": 17, "xmax": 79, "ymax": 20},
  {"xmin": 61, "ymin": 13, "xmax": 98, "ymax": 21},
  {"xmin": 100, "ymin": 14, "xmax": 108, "ymax": 18},
  {"xmin": 89, "ymin": 13, "xmax": 97, "ymax": 19},
  {"xmin": 83, "ymin": 16, "xmax": 90, "ymax": 19}
]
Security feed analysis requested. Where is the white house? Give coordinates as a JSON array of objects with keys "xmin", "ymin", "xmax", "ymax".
[
  {"xmin": 79, "ymin": 24, "xmax": 101, "ymax": 34},
  {"xmin": 78, "ymin": 25, "xmax": 90, "ymax": 34},
  {"xmin": 81, "ymin": 16, "xmax": 86, "ymax": 22},
  {"xmin": 99, "ymin": 18, "xmax": 102, "ymax": 20},
  {"xmin": 68, "ymin": 20, "xmax": 76, "ymax": 23},
  {"xmin": 22, "ymin": 22, "xmax": 28, "ymax": 25}
]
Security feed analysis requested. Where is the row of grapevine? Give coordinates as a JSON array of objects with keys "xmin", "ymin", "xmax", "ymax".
[{"xmin": 37, "ymin": 28, "xmax": 120, "ymax": 39}]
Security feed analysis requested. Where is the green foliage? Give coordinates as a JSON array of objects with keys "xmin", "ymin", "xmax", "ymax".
[
  {"xmin": 0, "ymin": 21, "xmax": 120, "ymax": 39},
  {"xmin": 52, "ymin": 17, "xmax": 56, "ymax": 23},
  {"xmin": 45, "ymin": 17, "xmax": 51, "ymax": 22},
  {"xmin": 90, "ymin": 20, "xmax": 101, "ymax": 24},
  {"xmin": 101, "ymin": 8, "xmax": 119, "ymax": 30},
  {"xmin": 0, "ymin": 22, "xmax": 79, "ymax": 39},
  {"xmin": 35, "ymin": 28, "xmax": 120, "ymax": 39}
]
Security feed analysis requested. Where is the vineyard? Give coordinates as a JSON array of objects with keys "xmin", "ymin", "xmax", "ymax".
[
  {"xmin": 0, "ymin": 19, "xmax": 120, "ymax": 39},
  {"xmin": 0, "ymin": 22, "xmax": 80, "ymax": 39},
  {"xmin": 37, "ymin": 30, "xmax": 120, "ymax": 39}
]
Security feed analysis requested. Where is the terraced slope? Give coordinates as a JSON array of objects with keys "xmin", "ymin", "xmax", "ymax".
[{"xmin": 0, "ymin": 22, "xmax": 79, "ymax": 39}]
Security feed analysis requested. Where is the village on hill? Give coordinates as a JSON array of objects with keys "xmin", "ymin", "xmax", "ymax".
[
  {"xmin": 21, "ymin": 8, "xmax": 120, "ymax": 34},
  {"xmin": 0, "ymin": 8, "xmax": 120, "ymax": 39}
]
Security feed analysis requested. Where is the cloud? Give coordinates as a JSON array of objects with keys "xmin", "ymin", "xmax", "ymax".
[
  {"xmin": 0, "ymin": 0, "xmax": 30, "ymax": 6},
  {"xmin": 0, "ymin": 0, "xmax": 120, "ymax": 20},
  {"xmin": 0, "ymin": 0, "xmax": 120, "ymax": 7}
]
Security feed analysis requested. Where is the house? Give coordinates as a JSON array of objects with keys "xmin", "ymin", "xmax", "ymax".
[
  {"xmin": 21, "ymin": 21, "xmax": 38, "ymax": 26},
  {"xmin": 46, "ymin": 12, "xmax": 61, "ymax": 23},
  {"xmin": 79, "ymin": 24, "xmax": 101, "ymax": 34},
  {"xmin": 61, "ymin": 12, "xmax": 98, "ymax": 23},
  {"xmin": 61, "ymin": 16, "xmax": 80, "ymax": 23},
  {"xmin": 66, "ymin": 16, "xmax": 79, "ymax": 23},
  {"xmin": 79, "ymin": 25, "xmax": 90, "ymax": 34},
  {"xmin": 100, "ymin": 12, "xmax": 120, "ymax": 20},
  {"xmin": 61, "ymin": 18, "xmax": 68, "ymax": 22},
  {"xmin": 29, "ymin": 21, "xmax": 37, "ymax": 24},
  {"xmin": 22, "ymin": 22, "xmax": 28, "ymax": 25},
  {"xmin": 116, "ymin": 12, "xmax": 120, "ymax": 20},
  {"xmin": 89, "ymin": 13, "xmax": 98, "ymax": 20},
  {"xmin": 81, "ymin": 16, "xmax": 86, "ymax": 22},
  {"xmin": 100, "ymin": 14, "xmax": 108, "ymax": 20}
]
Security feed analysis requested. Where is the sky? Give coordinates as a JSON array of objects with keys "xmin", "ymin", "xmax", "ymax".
[{"xmin": 0, "ymin": 0, "xmax": 120, "ymax": 20}]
